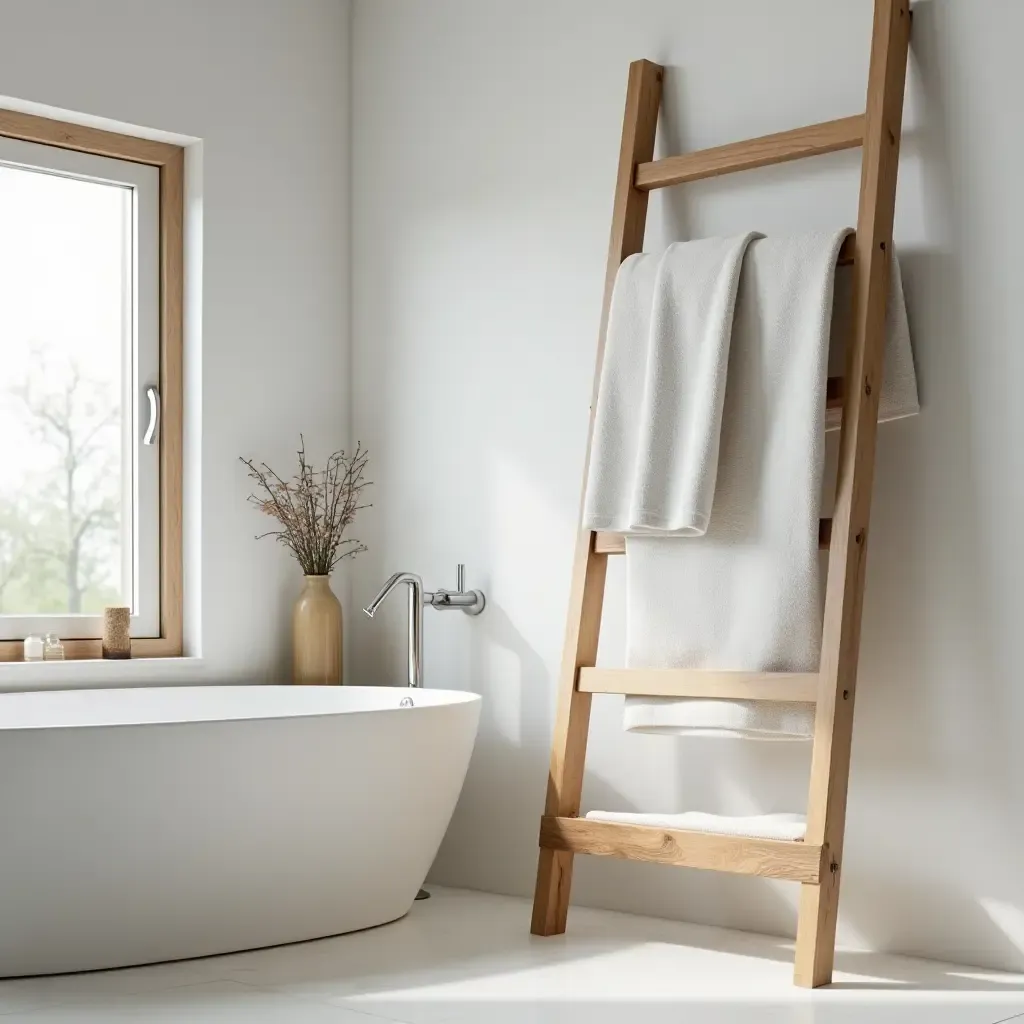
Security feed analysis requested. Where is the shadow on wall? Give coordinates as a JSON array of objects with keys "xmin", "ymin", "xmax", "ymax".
[
  {"xmin": 835, "ymin": 0, "xmax": 1024, "ymax": 971},
  {"xmin": 447, "ymin": 0, "xmax": 1024, "ymax": 971},
  {"xmin": 364, "ymin": 0, "xmax": 1024, "ymax": 977},
  {"xmin": 430, "ymin": 598, "xmax": 568, "ymax": 895},
  {"xmin": 582, "ymin": 0, "xmax": 1024, "ymax": 974},
  {"xmin": 431, "ymin": 574, "xmax": 813, "ymax": 939}
]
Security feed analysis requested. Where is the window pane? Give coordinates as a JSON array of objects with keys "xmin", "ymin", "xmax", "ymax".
[{"xmin": 0, "ymin": 163, "xmax": 131, "ymax": 616}]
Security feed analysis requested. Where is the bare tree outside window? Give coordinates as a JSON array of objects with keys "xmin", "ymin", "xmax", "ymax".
[
  {"xmin": 0, "ymin": 498, "xmax": 32, "ymax": 614},
  {"xmin": 0, "ymin": 154, "xmax": 129, "ymax": 622},
  {"xmin": 0, "ymin": 359, "xmax": 122, "ymax": 615}
]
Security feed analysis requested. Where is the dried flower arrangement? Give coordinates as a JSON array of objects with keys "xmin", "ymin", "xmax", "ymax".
[{"xmin": 240, "ymin": 438, "xmax": 371, "ymax": 576}]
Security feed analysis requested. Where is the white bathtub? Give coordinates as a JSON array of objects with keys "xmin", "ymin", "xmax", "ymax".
[{"xmin": 0, "ymin": 685, "xmax": 480, "ymax": 977}]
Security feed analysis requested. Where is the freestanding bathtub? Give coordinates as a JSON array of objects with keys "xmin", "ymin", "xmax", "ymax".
[{"xmin": 0, "ymin": 685, "xmax": 480, "ymax": 977}]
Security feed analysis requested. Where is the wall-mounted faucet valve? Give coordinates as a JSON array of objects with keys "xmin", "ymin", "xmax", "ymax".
[
  {"xmin": 362, "ymin": 563, "xmax": 486, "ymax": 687},
  {"xmin": 427, "ymin": 563, "xmax": 486, "ymax": 615}
]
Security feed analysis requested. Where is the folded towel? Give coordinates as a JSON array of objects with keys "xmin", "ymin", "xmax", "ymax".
[
  {"xmin": 825, "ymin": 251, "xmax": 918, "ymax": 431},
  {"xmin": 623, "ymin": 231, "xmax": 852, "ymax": 739},
  {"xmin": 584, "ymin": 809, "xmax": 807, "ymax": 842},
  {"xmin": 583, "ymin": 234, "xmax": 759, "ymax": 537}
]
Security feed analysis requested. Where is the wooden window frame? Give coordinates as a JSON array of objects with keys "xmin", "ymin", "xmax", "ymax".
[{"xmin": 0, "ymin": 110, "xmax": 184, "ymax": 661}]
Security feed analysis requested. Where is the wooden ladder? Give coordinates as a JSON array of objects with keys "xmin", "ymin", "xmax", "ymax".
[{"xmin": 531, "ymin": 0, "xmax": 911, "ymax": 989}]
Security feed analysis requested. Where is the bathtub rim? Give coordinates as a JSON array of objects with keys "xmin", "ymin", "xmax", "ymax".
[{"xmin": 0, "ymin": 684, "xmax": 481, "ymax": 732}]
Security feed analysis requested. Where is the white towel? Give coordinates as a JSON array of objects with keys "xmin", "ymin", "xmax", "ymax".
[
  {"xmin": 623, "ymin": 232, "xmax": 852, "ymax": 739},
  {"xmin": 584, "ymin": 809, "xmax": 807, "ymax": 843},
  {"xmin": 583, "ymin": 234, "xmax": 759, "ymax": 537},
  {"xmin": 825, "ymin": 251, "xmax": 918, "ymax": 431}
]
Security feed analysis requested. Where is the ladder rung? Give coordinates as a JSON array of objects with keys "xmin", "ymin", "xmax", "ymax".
[
  {"xmin": 539, "ymin": 816, "xmax": 824, "ymax": 884},
  {"xmin": 595, "ymin": 517, "xmax": 833, "ymax": 555},
  {"xmin": 635, "ymin": 115, "xmax": 865, "ymax": 190},
  {"xmin": 578, "ymin": 667, "xmax": 818, "ymax": 702}
]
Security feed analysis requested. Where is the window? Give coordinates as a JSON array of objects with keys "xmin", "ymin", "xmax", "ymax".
[{"xmin": 0, "ymin": 113, "xmax": 183, "ymax": 659}]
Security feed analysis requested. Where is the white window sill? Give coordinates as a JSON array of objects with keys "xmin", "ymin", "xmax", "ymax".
[{"xmin": 0, "ymin": 657, "xmax": 206, "ymax": 692}]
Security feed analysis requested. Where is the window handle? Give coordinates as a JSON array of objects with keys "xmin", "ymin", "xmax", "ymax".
[{"xmin": 143, "ymin": 386, "xmax": 160, "ymax": 446}]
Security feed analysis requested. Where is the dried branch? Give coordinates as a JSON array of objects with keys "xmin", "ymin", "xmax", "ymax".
[{"xmin": 240, "ymin": 438, "xmax": 371, "ymax": 576}]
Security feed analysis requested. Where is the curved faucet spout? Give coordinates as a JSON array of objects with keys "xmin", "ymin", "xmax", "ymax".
[
  {"xmin": 363, "ymin": 572, "xmax": 423, "ymax": 619},
  {"xmin": 362, "ymin": 572, "xmax": 424, "ymax": 687}
]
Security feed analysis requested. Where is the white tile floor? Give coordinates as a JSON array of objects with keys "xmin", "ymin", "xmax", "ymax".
[{"xmin": 2, "ymin": 887, "xmax": 1024, "ymax": 1023}]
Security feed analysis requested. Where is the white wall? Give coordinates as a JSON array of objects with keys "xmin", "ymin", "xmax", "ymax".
[
  {"xmin": 351, "ymin": 0, "xmax": 1024, "ymax": 971},
  {"xmin": 0, "ymin": 0, "xmax": 352, "ymax": 685}
]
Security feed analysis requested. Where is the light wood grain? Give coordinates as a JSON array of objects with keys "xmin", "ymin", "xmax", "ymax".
[
  {"xmin": 540, "ymin": 816, "xmax": 824, "ymax": 884},
  {"xmin": 0, "ymin": 637, "xmax": 180, "ymax": 661},
  {"xmin": 0, "ymin": 640, "xmax": 101, "ymax": 662},
  {"xmin": 0, "ymin": 116, "xmax": 185, "ymax": 662},
  {"xmin": 794, "ymin": 0, "xmax": 911, "ymax": 990},
  {"xmin": 590, "ymin": 533, "xmax": 626, "ymax": 555},
  {"xmin": 635, "ymin": 115, "xmax": 864, "ymax": 190},
  {"xmin": 578, "ymin": 667, "xmax": 819, "ymax": 702},
  {"xmin": 532, "ymin": 59, "xmax": 663, "ymax": 938},
  {"xmin": 159, "ymin": 148, "xmax": 185, "ymax": 657},
  {"xmin": 0, "ymin": 108, "xmax": 180, "ymax": 165},
  {"xmin": 594, "ymin": 517, "xmax": 833, "ymax": 555}
]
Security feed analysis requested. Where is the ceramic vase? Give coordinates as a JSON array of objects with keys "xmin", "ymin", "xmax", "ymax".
[{"xmin": 293, "ymin": 575, "xmax": 343, "ymax": 685}]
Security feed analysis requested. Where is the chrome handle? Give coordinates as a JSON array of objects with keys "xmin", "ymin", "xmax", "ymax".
[
  {"xmin": 426, "ymin": 563, "xmax": 485, "ymax": 616},
  {"xmin": 143, "ymin": 386, "xmax": 160, "ymax": 446}
]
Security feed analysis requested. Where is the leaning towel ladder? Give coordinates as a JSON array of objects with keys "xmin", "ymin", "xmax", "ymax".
[{"xmin": 531, "ymin": 0, "xmax": 911, "ymax": 989}]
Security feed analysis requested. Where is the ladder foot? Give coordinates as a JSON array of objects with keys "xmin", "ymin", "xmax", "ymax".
[
  {"xmin": 531, "ymin": 848, "xmax": 574, "ymax": 936},
  {"xmin": 793, "ymin": 877, "xmax": 839, "ymax": 988}
]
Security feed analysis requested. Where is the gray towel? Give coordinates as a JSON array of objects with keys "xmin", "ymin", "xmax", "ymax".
[
  {"xmin": 623, "ymin": 231, "xmax": 850, "ymax": 739},
  {"xmin": 583, "ymin": 234, "xmax": 758, "ymax": 537},
  {"xmin": 582, "ymin": 231, "xmax": 919, "ymax": 740},
  {"xmin": 825, "ymin": 251, "xmax": 918, "ymax": 431}
]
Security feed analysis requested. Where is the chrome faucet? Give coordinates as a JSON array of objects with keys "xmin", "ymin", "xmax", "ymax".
[
  {"xmin": 363, "ymin": 572, "xmax": 426, "ymax": 689},
  {"xmin": 363, "ymin": 564, "xmax": 485, "ymax": 688}
]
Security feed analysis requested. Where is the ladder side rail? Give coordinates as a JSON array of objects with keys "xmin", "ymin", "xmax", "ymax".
[
  {"xmin": 794, "ymin": 0, "xmax": 912, "ymax": 989},
  {"xmin": 531, "ymin": 58, "xmax": 664, "ymax": 937}
]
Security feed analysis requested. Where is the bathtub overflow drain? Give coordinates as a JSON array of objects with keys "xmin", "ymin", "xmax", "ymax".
[{"xmin": 400, "ymin": 696, "xmax": 415, "ymax": 708}]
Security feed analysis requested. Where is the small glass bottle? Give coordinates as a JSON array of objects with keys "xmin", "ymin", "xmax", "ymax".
[
  {"xmin": 43, "ymin": 633, "xmax": 65, "ymax": 661},
  {"xmin": 23, "ymin": 634, "xmax": 45, "ymax": 662}
]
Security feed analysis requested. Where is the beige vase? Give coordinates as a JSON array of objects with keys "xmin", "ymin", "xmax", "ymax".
[{"xmin": 292, "ymin": 575, "xmax": 343, "ymax": 685}]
